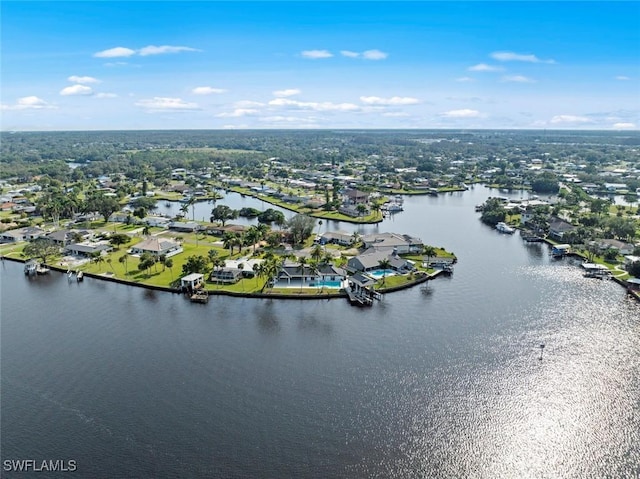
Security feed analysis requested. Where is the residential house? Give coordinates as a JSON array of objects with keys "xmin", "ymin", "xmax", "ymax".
[
  {"xmin": 347, "ymin": 249, "xmax": 415, "ymax": 273},
  {"xmin": 168, "ymin": 221, "xmax": 202, "ymax": 233},
  {"xmin": 130, "ymin": 238, "xmax": 182, "ymax": 257},
  {"xmin": 361, "ymin": 232, "xmax": 423, "ymax": 254},
  {"xmin": 64, "ymin": 241, "xmax": 112, "ymax": 257},
  {"xmin": 597, "ymin": 239, "xmax": 635, "ymax": 256},
  {"xmin": 318, "ymin": 231, "xmax": 354, "ymax": 246},
  {"xmin": 548, "ymin": 218, "xmax": 576, "ymax": 241},
  {"xmin": 275, "ymin": 262, "xmax": 347, "ymax": 286},
  {"xmin": 0, "ymin": 226, "xmax": 47, "ymax": 243}
]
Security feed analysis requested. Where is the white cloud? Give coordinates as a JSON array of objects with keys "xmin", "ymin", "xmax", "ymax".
[
  {"xmin": 96, "ymin": 93, "xmax": 118, "ymax": 98},
  {"xmin": 612, "ymin": 122, "xmax": 636, "ymax": 129},
  {"xmin": 550, "ymin": 115, "xmax": 592, "ymax": 124},
  {"xmin": 1, "ymin": 96, "xmax": 56, "ymax": 110},
  {"xmin": 94, "ymin": 45, "xmax": 199, "ymax": 58},
  {"xmin": 468, "ymin": 63, "xmax": 503, "ymax": 72},
  {"xmin": 273, "ymin": 89, "xmax": 301, "ymax": 98},
  {"xmin": 60, "ymin": 84, "xmax": 94, "ymax": 96},
  {"xmin": 340, "ymin": 49, "xmax": 388, "ymax": 60},
  {"xmin": 94, "ymin": 47, "xmax": 136, "ymax": 58},
  {"xmin": 68, "ymin": 75, "xmax": 100, "ymax": 84},
  {"xmin": 360, "ymin": 96, "xmax": 420, "ymax": 105},
  {"xmin": 362, "ymin": 49, "xmax": 388, "ymax": 60},
  {"xmin": 135, "ymin": 97, "xmax": 200, "ymax": 111},
  {"xmin": 456, "ymin": 76, "xmax": 475, "ymax": 82},
  {"xmin": 138, "ymin": 45, "xmax": 200, "ymax": 56},
  {"xmin": 615, "ymin": 76, "xmax": 631, "ymax": 81},
  {"xmin": 441, "ymin": 109, "xmax": 481, "ymax": 118},
  {"xmin": 192, "ymin": 86, "xmax": 227, "ymax": 95},
  {"xmin": 301, "ymin": 50, "xmax": 333, "ymax": 59},
  {"xmin": 501, "ymin": 75, "xmax": 536, "ymax": 83},
  {"xmin": 382, "ymin": 112, "xmax": 410, "ymax": 117},
  {"xmin": 216, "ymin": 109, "xmax": 260, "ymax": 118},
  {"xmin": 491, "ymin": 51, "xmax": 555, "ymax": 63},
  {"xmin": 259, "ymin": 116, "xmax": 317, "ymax": 124},
  {"xmin": 268, "ymin": 98, "xmax": 360, "ymax": 112}
]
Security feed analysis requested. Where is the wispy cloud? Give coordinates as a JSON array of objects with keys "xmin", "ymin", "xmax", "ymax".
[
  {"xmin": 268, "ymin": 98, "xmax": 360, "ymax": 111},
  {"xmin": 96, "ymin": 92, "xmax": 118, "ymax": 99},
  {"xmin": 216, "ymin": 109, "xmax": 260, "ymax": 118},
  {"xmin": 301, "ymin": 50, "xmax": 333, "ymax": 59},
  {"xmin": 550, "ymin": 114, "xmax": 592, "ymax": 124},
  {"xmin": 60, "ymin": 84, "xmax": 94, "ymax": 96},
  {"xmin": 455, "ymin": 76, "xmax": 475, "ymax": 82},
  {"xmin": 612, "ymin": 122, "xmax": 636, "ymax": 129},
  {"xmin": 441, "ymin": 109, "xmax": 481, "ymax": 118},
  {"xmin": 491, "ymin": 51, "xmax": 555, "ymax": 63},
  {"xmin": 94, "ymin": 45, "xmax": 200, "ymax": 58},
  {"xmin": 192, "ymin": 86, "xmax": 227, "ymax": 95},
  {"xmin": 360, "ymin": 96, "xmax": 419, "ymax": 105},
  {"xmin": 501, "ymin": 75, "xmax": 536, "ymax": 83},
  {"xmin": 139, "ymin": 45, "xmax": 200, "ymax": 56},
  {"xmin": 362, "ymin": 49, "xmax": 388, "ymax": 60},
  {"xmin": 382, "ymin": 112, "xmax": 410, "ymax": 117},
  {"xmin": 68, "ymin": 75, "xmax": 101, "ymax": 84},
  {"xmin": 468, "ymin": 63, "xmax": 503, "ymax": 72},
  {"xmin": 135, "ymin": 97, "xmax": 200, "ymax": 112},
  {"xmin": 340, "ymin": 50, "xmax": 359, "ymax": 58},
  {"xmin": 1, "ymin": 96, "xmax": 57, "ymax": 110},
  {"xmin": 273, "ymin": 89, "xmax": 301, "ymax": 98},
  {"xmin": 615, "ymin": 75, "xmax": 631, "ymax": 81},
  {"xmin": 94, "ymin": 47, "xmax": 137, "ymax": 58},
  {"xmin": 340, "ymin": 49, "xmax": 388, "ymax": 60}
]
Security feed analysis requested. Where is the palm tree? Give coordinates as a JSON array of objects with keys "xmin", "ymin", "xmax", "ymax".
[
  {"xmin": 245, "ymin": 226, "xmax": 261, "ymax": 253},
  {"xmin": 223, "ymin": 232, "xmax": 236, "ymax": 255},
  {"xmin": 316, "ymin": 219, "xmax": 323, "ymax": 238},
  {"xmin": 297, "ymin": 256, "xmax": 308, "ymax": 291},
  {"xmin": 377, "ymin": 257, "xmax": 392, "ymax": 285},
  {"xmin": 310, "ymin": 244, "xmax": 323, "ymax": 263},
  {"xmin": 351, "ymin": 231, "xmax": 361, "ymax": 247},
  {"xmin": 423, "ymin": 245, "xmax": 437, "ymax": 269},
  {"xmin": 165, "ymin": 258, "xmax": 174, "ymax": 283},
  {"xmin": 119, "ymin": 254, "xmax": 128, "ymax": 274},
  {"xmin": 208, "ymin": 249, "xmax": 219, "ymax": 266}
]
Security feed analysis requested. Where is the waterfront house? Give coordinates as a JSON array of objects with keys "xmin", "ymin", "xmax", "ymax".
[
  {"xmin": 361, "ymin": 232, "xmax": 423, "ymax": 254},
  {"xmin": 318, "ymin": 231, "xmax": 354, "ymax": 246},
  {"xmin": 168, "ymin": 221, "xmax": 201, "ymax": 233},
  {"xmin": 0, "ymin": 226, "xmax": 47, "ymax": 243},
  {"xmin": 275, "ymin": 262, "xmax": 347, "ymax": 287},
  {"xmin": 211, "ymin": 268, "xmax": 244, "ymax": 283},
  {"xmin": 130, "ymin": 238, "xmax": 182, "ymax": 258},
  {"xmin": 597, "ymin": 239, "xmax": 635, "ymax": 256},
  {"xmin": 206, "ymin": 224, "xmax": 248, "ymax": 236},
  {"xmin": 64, "ymin": 241, "xmax": 112, "ymax": 257},
  {"xmin": 180, "ymin": 273, "xmax": 204, "ymax": 291},
  {"xmin": 548, "ymin": 218, "xmax": 575, "ymax": 241},
  {"xmin": 347, "ymin": 249, "xmax": 414, "ymax": 273}
]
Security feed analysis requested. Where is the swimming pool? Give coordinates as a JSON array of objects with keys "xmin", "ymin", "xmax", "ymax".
[
  {"xmin": 308, "ymin": 280, "xmax": 343, "ymax": 288},
  {"xmin": 366, "ymin": 269, "xmax": 396, "ymax": 279}
]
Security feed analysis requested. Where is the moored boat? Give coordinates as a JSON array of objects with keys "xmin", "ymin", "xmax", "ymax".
[{"xmin": 496, "ymin": 222, "xmax": 515, "ymax": 234}]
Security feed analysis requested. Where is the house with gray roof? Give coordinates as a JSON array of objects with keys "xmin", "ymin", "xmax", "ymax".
[
  {"xmin": 361, "ymin": 232, "xmax": 423, "ymax": 253},
  {"xmin": 0, "ymin": 226, "xmax": 47, "ymax": 243},
  {"xmin": 347, "ymin": 249, "xmax": 414, "ymax": 273},
  {"xmin": 130, "ymin": 238, "xmax": 182, "ymax": 257},
  {"xmin": 64, "ymin": 242, "xmax": 112, "ymax": 257}
]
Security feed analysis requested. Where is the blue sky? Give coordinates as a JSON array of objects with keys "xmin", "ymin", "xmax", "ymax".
[{"xmin": 1, "ymin": 1, "xmax": 639, "ymax": 130}]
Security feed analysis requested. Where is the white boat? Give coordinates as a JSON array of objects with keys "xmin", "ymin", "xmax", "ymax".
[
  {"xmin": 496, "ymin": 222, "xmax": 515, "ymax": 234},
  {"xmin": 383, "ymin": 202, "xmax": 403, "ymax": 212},
  {"xmin": 393, "ymin": 195, "xmax": 404, "ymax": 205}
]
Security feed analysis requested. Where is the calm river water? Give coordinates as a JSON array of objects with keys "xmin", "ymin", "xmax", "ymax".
[{"xmin": 2, "ymin": 187, "xmax": 639, "ymax": 478}]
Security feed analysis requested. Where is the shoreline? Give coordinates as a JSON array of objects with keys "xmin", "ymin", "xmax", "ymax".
[{"xmin": 4, "ymin": 256, "xmax": 443, "ymax": 302}]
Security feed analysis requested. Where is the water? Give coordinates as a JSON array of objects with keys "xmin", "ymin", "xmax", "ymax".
[{"xmin": 2, "ymin": 186, "xmax": 639, "ymax": 478}]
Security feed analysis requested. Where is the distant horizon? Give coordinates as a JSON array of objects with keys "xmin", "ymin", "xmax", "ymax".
[{"xmin": 2, "ymin": 2, "xmax": 638, "ymax": 131}]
